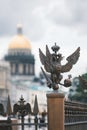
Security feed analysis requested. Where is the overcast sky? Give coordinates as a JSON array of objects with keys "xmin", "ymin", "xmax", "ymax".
[{"xmin": 0, "ymin": 0, "xmax": 87, "ymax": 78}]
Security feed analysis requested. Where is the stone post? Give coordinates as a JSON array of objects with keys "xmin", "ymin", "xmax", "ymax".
[{"xmin": 47, "ymin": 92, "xmax": 65, "ymax": 130}]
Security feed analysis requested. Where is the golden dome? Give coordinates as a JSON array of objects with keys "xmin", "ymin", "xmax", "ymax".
[
  {"xmin": 9, "ymin": 24, "xmax": 31, "ymax": 50},
  {"xmin": 9, "ymin": 35, "xmax": 31, "ymax": 49}
]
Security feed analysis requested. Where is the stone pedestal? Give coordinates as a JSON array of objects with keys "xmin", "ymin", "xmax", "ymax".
[
  {"xmin": 12, "ymin": 119, "xmax": 18, "ymax": 130},
  {"xmin": 0, "ymin": 119, "xmax": 18, "ymax": 130},
  {"xmin": 47, "ymin": 92, "xmax": 65, "ymax": 130}
]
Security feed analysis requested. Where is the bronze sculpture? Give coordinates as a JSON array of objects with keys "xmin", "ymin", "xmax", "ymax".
[
  {"xmin": 39, "ymin": 43, "xmax": 80, "ymax": 91},
  {"xmin": 13, "ymin": 95, "xmax": 31, "ymax": 116},
  {"xmin": 79, "ymin": 75, "xmax": 87, "ymax": 89}
]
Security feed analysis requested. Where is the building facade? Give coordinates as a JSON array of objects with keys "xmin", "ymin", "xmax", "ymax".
[
  {"xmin": 4, "ymin": 24, "xmax": 35, "ymax": 77},
  {"xmin": 0, "ymin": 61, "xmax": 11, "ymax": 111},
  {"xmin": 1, "ymin": 24, "xmax": 48, "ymax": 112}
]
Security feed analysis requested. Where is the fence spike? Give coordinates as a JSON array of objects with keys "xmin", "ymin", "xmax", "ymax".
[
  {"xmin": 33, "ymin": 95, "xmax": 39, "ymax": 115},
  {"xmin": 6, "ymin": 95, "xmax": 12, "ymax": 116}
]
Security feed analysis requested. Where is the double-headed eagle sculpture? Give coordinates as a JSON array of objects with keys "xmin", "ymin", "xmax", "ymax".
[
  {"xmin": 79, "ymin": 75, "xmax": 87, "ymax": 89},
  {"xmin": 39, "ymin": 43, "xmax": 80, "ymax": 91}
]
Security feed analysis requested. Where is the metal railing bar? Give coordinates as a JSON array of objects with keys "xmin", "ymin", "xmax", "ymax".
[
  {"xmin": 0, "ymin": 122, "xmax": 48, "ymax": 126},
  {"xmin": 65, "ymin": 121, "xmax": 87, "ymax": 126}
]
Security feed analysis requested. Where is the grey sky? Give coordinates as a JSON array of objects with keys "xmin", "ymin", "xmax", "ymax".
[
  {"xmin": 0, "ymin": 0, "xmax": 87, "ymax": 38},
  {"xmin": 0, "ymin": 0, "xmax": 87, "ymax": 77}
]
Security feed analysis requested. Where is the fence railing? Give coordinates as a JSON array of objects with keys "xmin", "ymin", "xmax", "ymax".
[
  {"xmin": 65, "ymin": 101, "xmax": 87, "ymax": 130},
  {"xmin": 1, "ymin": 97, "xmax": 87, "ymax": 130},
  {"xmin": 1, "ymin": 117, "xmax": 87, "ymax": 130},
  {"xmin": 65, "ymin": 101, "xmax": 87, "ymax": 123},
  {"xmin": 0, "ymin": 116, "xmax": 48, "ymax": 130}
]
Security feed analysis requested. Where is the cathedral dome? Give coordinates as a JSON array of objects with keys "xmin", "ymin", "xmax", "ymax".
[
  {"xmin": 8, "ymin": 24, "xmax": 31, "ymax": 50},
  {"xmin": 5, "ymin": 24, "xmax": 35, "ymax": 76},
  {"xmin": 9, "ymin": 35, "xmax": 31, "ymax": 50}
]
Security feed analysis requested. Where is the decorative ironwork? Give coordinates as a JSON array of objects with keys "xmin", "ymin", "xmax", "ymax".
[
  {"xmin": 6, "ymin": 95, "xmax": 12, "ymax": 116},
  {"xmin": 39, "ymin": 43, "xmax": 80, "ymax": 90},
  {"xmin": 1, "ymin": 99, "xmax": 87, "ymax": 130},
  {"xmin": 13, "ymin": 95, "xmax": 31, "ymax": 130},
  {"xmin": 33, "ymin": 95, "xmax": 39, "ymax": 130},
  {"xmin": 79, "ymin": 75, "xmax": 87, "ymax": 89},
  {"xmin": 0, "ymin": 103, "xmax": 4, "ymax": 115},
  {"xmin": 13, "ymin": 95, "xmax": 31, "ymax": 116},
  {"xmin": 33, "ymin": 95, "xmax": 39, "ymax": 115}
]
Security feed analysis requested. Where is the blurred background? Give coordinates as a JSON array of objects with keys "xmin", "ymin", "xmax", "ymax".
[{"xmin": 0, "ymin": 0, "xmax": 87, "ymax": 112}]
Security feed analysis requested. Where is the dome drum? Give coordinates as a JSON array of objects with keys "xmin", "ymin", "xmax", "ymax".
[
  {"xmin": 8, "ymin": 49, "xmax": 31, "ymax": 55},
  {"xmin": 5, "ymin": 55, "xmax": 35, "ymax": 64}
]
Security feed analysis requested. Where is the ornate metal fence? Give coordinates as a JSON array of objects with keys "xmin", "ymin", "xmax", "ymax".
[
  {"xmin": 65, "ymin": 101, "xmax": 87, "ymax": 130},
  {"xmin": 0, "ymin": 116, "xmax": 48, "ymax": 130},
  {"xmin": 1, "ymin": 96, "xmax": 87, "ymax": 130}
]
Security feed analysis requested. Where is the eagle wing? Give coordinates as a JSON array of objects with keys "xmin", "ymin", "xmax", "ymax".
[
  {"xmin": 26, "ymin": 103, "xmax": 31, "ymax": 114},
  {"xmin": 61, "ymin": 47, "xmax": 80, "ymax": 73},
  {"xmin": 39, "ymin": 45, "xmax": 53, "ymax": 73},
  {"xmin": 13, "ymin": 103, "xmax": 19, "ymax": 114},
  {"xmin": 79, "ymin": 75, "xmax": 87, "ymax": 89}
]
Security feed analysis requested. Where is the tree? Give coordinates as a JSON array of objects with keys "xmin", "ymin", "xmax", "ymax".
[{"xmin": 68, "ymin": 73, "xmax": 87, "ymax": 103}]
